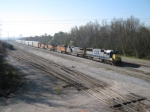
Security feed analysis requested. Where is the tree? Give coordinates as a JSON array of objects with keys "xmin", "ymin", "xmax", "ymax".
[{"xmin": 21, "ymin": 16, "xmax": 150, "ymax": 60}]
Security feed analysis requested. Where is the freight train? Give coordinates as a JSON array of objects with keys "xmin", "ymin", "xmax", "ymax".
[{"xmin": 15, "ymin": 40, "xmax": 122, "ymax": 66}]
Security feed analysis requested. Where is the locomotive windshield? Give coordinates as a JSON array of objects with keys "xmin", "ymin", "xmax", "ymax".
[
  {"xmin": 110, "ymin": 51, "xmax": 118, "ymax": 58},
  {"xmin": 114, "ymin": 51, "xmax": 118, "ymax": 54}
]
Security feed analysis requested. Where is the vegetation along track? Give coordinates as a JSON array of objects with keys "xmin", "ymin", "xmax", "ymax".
[{"xmin": 8, "ymin": 49, "xmax": 150, "ymax": 112}]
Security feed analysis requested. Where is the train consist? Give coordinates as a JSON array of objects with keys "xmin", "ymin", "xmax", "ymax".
[{"xmin": 15, "ymin": 40, "xmax": 122, "ymax": 66}]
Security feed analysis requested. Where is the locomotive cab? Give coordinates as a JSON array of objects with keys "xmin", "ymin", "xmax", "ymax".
[
  {"xmin": 104, "ymin": 50, "xmax": 122, "ymax": 66},
  {"xmin": 110, "ymin": 51, "xmax": 122, "ymax": 66}
]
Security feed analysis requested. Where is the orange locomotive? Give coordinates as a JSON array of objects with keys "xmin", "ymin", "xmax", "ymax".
[
  {"xmin": 56, "ymin": 45, "xmax": 72, "ymax": 54},
  {"xmin": 40, "ymin": 43, "xmax": 45, "ymax": 49}
]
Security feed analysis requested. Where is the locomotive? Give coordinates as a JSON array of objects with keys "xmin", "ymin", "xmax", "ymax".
[{"xmin": 85, "ymin": 48, "xmax": 122, "ymax": 65}]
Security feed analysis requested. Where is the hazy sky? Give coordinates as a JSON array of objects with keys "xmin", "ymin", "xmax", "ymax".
[{"xmin": 0, "ymin": 0, "xmax": 150, "ymax": 38}]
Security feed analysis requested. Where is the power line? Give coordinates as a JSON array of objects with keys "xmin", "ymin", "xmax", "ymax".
[{"xmin": 1, "ymin": 18, "xmax": 150, "ymax": 25}]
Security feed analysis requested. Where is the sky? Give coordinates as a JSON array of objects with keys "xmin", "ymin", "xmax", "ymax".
[{"xmin": 0, "ymin": 0, "xmax": 150, "ymax": 38}]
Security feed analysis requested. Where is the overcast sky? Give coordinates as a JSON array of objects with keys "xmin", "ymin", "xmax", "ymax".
[{"xmin": 0, "ymin": 0, "xmax": 150, "ymax": 38}]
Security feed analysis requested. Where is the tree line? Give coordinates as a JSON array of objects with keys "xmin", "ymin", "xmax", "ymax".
[
  {"xmin": 22, "ymin": 33, "xmax": 53, "ymax": 44},
  {"xmin": 22, "ymin": 16, "xmax": 150, "ymax": 60}
]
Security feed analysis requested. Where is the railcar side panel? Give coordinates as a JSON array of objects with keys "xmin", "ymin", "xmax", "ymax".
[
  {"xmin": 44, "ymin": 44, "xmax": 48, "ymax": 49},
  {"xmin": 40, "ymin": 44, "xmax": 45, "ymax": 49},
  {"xmin": 47, "ymin": 45, "xmax": 55, "ymax": 51},
  {"xmin": 56, "ymin": 46, "xmax": 66, "ymax": 53},
  {"xmin": 28, "ymin": 41, "xmax": 33, "ymax": 46},
  {"xmin": 32, "ymin": 42, "xmax": 40, "ymax": 48},
  {"xmin": 86, "ymin": 48, "xmax": 93, "ymax": 57}
]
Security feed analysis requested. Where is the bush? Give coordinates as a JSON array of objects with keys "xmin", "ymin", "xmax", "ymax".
[
  {"xmin": 0, "ymin": 55, "xmax": 24, "ymax": 97},
  {"xmin": 146, "ymin": 54, "xmax": 150, "ymax": 60}
]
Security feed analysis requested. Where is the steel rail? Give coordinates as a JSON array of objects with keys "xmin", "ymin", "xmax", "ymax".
[{"xmin": 8, "ymin": 49, "xmax": 150, "ymax": 112}]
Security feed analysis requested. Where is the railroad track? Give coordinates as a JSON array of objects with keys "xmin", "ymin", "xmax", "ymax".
[
  {"xmin": 12, "ymin": 42, "xmax": 150, "ymax": 82},
  {"xmin": 12, "ymin": 42, "xmax": 150, "ymax": 68},
  {"xmin": 9, "ymin": 49, "xmax": 106, "ymax": 89},
  {"xmin": 8, "ymin": 49, "xmax": 150, "ymax": 112},
  {"xmin": 115, "ymin": 66, "xmax": 150, "ymax": 83}
]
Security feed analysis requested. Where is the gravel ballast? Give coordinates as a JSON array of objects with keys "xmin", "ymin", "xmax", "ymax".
[
  {"xmin": 0, "ymin": 55, "xmax": 111, "ymax": 112},
  {"xmin": 1, "ymin": 43, "xmax": 150, "ymax": 112}
]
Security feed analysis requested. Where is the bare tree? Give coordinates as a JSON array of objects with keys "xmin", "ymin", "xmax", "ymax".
[
  {"xmin": 0, "ymin": 20, "xmax": 2, "ymax": 39},
  {"xmin": 22, "ymin": 16, "xmax": 150, "ymax": 59}
]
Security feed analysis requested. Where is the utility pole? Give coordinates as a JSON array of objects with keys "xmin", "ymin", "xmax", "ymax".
[
  {"xmin": 0, "ymin": 32, "xmax": 1, "ymax": 51},
  {"xmin": 0, "ymin": 30, "xmax": 1, "ymax": 41},
  {"xmin": 7, "ymin": 31, "xmax": 9, "ymax": 41},
  {"xmin": 0, "ymin": 21, "xmax": 2, "ymax": 51},
  {"xmin": 0, "ymin": 20, "xmax": 1, "ymax": 40}
]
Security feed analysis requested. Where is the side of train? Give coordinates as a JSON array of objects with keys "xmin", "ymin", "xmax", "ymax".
[{"xmin": 15, "ymin": 40, "xmax": 122, "ymax": 66}]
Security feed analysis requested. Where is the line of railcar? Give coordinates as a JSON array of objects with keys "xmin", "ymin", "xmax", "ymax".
[{"xmin": 15, "ymin": 40, "xmax": 122, "ymax": 66}]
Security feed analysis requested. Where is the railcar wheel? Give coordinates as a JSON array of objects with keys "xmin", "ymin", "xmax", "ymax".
[
  {"xmin": 113, "ymin": 61, "xmax": 116, "ymax": 66},
  {"xmin": 104, "ymin": 60, "xmax": 106, "ymax": 64},
  {"xmin": 107, "ymin": 60, "xmax": 109, "ymax": 64}
]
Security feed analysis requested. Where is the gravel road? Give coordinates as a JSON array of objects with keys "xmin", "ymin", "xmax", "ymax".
[{"xmin": 0, "ymin": 43, "xmax": 150, "ymax": 112}]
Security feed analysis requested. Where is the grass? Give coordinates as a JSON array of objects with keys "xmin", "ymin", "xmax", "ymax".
[
  {"xmin": 121, "ymin": 55, "xmax": 149, "ymax": 60},
  {"xmin": 0, "ymin": 55, "xmax": 24, "ymax": 97},
  {"xmin": 121, "ymin": 55, "xmax": 150, "ymax": 65}
]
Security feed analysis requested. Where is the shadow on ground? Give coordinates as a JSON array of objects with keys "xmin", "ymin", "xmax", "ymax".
[
  {"xmin": 122, "ymin": 61, "xmax": 141, "ymax": 68},
  {"xmin": 0, "ymin": 64, "xmax": 98, "ymax": 111}
]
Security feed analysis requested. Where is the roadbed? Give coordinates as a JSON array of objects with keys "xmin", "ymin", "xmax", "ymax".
[{"xmin": 0, "ymin": 55, "xmax": 111, "ymax": 112}]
